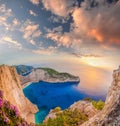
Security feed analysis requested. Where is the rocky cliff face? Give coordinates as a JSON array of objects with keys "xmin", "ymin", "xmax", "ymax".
[
  {"xmin": 70, "ymin": 101, "xmax": 99, "ymax": 118},
  {"xmin": 44, "ymin": 66, "xmax": 120, "ymax": 126},
  {"xmin": 0, "ymin": 65, "xmax": 38, "ymax": 124},
  {"xmin": 19, "ymin": 68, "xmax": 80, "ymax": 86},
  {"xmin": 81, "ymin": 66, "xmax": 120, "ymax": 126},
  {"xmin": 45, "ymin": 101, "xmax": 98, "ymax": 122}
]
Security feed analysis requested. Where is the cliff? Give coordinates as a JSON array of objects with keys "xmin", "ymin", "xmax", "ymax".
[
  {"xmin": 0, "ymin": 65, "xmax": 38, "ymax": 124},
  {"xmin": 42, "ymin": 66, "xmax": 120, "ymax": 126},
  {"xmin": 81, "ymin": 66, "xmax": 120, "ymax": 126},
  {"xmin": 45, "ymin": 101, "xmax": 99, "ymax": 121},
  {"xmin": 15, "ymin": 65, "xmax": 33, "ymax": 75},
  {"xmin": 0, "ymin": 90, "xmax": 31, "ymax": 126},
  {"xmin": 19, "ymin": 67, "xmax": 80, "ymax": 86}
]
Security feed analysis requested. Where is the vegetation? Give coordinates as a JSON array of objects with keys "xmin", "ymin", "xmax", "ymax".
[
  {"xmin": 0, "ymin": 90, "xmax": 33, "ymax": 126},
  {"xmin": 84, "ymin": 98, "xmax": 105, "ymax": 110},
  {"xmin": 92, "ymin": 100, "xmax": 105, "ymax": 110},
  {"xmin": 15, "ymin": 65, "xmax": 79, "ymax": 80},
  {"xmin": 52, "ymin": 107, "xmax": 61, "ymax": 113},
  {"xmin": 40, "ymin": 68, "xmax": 78, "ymax": 80},
  {"xmin": 39, "ymin": 108, "xmax": 88, "ymax": 126}
]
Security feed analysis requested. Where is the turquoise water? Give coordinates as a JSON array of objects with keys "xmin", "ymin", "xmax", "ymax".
[{"xmin": 23, "ymin": 81, "xmax": 104, "ymax": 124}]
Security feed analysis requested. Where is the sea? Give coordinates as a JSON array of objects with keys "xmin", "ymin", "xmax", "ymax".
[{"xmin": 23, "ymin": 81, "xmax": 105, "ymax": 124}]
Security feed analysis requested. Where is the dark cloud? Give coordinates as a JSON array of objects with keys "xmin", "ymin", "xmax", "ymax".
[{"xmin": 71, "ymin": 52, "xmax": 102, "ymax": 58}]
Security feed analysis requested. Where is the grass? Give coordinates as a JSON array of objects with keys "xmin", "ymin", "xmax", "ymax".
[{"xmin": 40, "ymin": 68, "xmax": 78, "ymax": 80}]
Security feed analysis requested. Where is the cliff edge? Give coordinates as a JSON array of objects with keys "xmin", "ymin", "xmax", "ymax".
[
  {"xmin": 81, "ymin": 66, "xmax": 120, "ymax": 126},
  {"xmin": 0, "ymin": 65, "xmax": 38, "ymax": 124},
  {"xmin": 19, "ymin": 67, "xmax": 80, "ymax": 86}
]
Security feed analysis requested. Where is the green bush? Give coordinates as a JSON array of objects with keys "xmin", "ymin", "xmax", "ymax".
[
  {"xmin": 52, "ymin": 107, "xmax": 61, "ymax": 113},
  {"xmin": 40, "ymin": 109, "xmax": 88, "ymax": 126},
  {"xmin": 83, "ymin": 98, "xmax": 105, "ymax": 110},
  {"xmin": 92, "ymin": 100, "xmax": 105, "ymax": 110}
]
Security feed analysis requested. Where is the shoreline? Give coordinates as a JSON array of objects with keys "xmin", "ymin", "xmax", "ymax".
[{"xmin": 22, "ymin": 80, "xmax": 80, "ymax": 89}]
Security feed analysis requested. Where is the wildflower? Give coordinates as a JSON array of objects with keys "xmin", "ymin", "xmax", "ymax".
[
  {"xmin": 0, "ymin": 98, "xmax": 3, "ymax": 108},
  {"xmin": 14, "ymin": 106, "xmax": 19, "ymax": 116},
  {"xmin": 10, "ymin": 104, "xmax": 19, "ymax": 116},
  {"xmin": 3, "ymin": 100, "xmax": 10, "ymax": 109},
  {"xmin": 3, "ymin": 114, "xmax": 10, "ymax": 124}
]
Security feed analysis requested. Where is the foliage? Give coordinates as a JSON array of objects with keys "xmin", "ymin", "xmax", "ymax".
[
  {"xmin": 52, "ymin": 107, "xmax": 61, "ymax": 113},
  {"xmin": 0, "ymin": 90, "xmax": 30, "ymax": 126},
  {"xmin": 92, "ymin": 100, "xmax": 105, "ymax": 110},
  {"xmin": 40, "ymin": 68, "xmax": 77, "ymax": 79},
  {"xmin": 40, "ymin": 68, "xmax": 59, "ymax": 77},
  {"xmin": 39, "ymin": 108, "xmax": 88, "ymax": 126},
  {"xmin": 83, "ymin": 98, "xmax": 105, "ymax": 110}
]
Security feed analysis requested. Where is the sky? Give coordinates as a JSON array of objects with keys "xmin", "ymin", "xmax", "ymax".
[{"xmin": 0, "ymin": 0, "xmax": 120, "ymax": 95}]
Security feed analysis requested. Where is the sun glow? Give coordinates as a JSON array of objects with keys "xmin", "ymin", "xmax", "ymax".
[{"xmin": 81, "ymin": 57, "xmax": 106, "ymax": 67}]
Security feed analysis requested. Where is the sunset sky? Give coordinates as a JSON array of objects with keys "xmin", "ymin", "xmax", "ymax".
[{"xmin": 0, "ymin": 0, "xmax": 120, "ymax": 95}]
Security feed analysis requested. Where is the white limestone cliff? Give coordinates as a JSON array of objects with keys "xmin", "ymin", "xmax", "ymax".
[
  {"xmin": 19, "ymin": 68, "xmax": 80, "ymax": 87},
  {"xmin": 0, "ymin": 65, "xmax": 38, "ymax": 124},
  {"xmin": 81, "ymin": 66, "xmax": 120, "ymax": 126}
]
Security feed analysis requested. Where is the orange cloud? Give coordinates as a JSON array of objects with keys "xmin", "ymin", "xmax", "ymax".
[
  {"xmin": 29, "ymin": 0, "xmax": 40, "ymax": 5},
  {"xmin": 42, "ymin": 0, "xmax": 73, "ymax": 17},
  {"xmin": 88, "ymin": 29, "xmax": 103, "ymax": 42},
  {"xmin": 71, "ymin": 1, "xmax": 120, "ymax": 46},
  {"xmin": 45, "ymin": 0, "xmax": 120, "ymax": 49}
]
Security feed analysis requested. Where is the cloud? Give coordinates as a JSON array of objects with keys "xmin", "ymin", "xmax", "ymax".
[
  {"xmin": 71, "ymin": 0, "xmax": 120, "ymax": 45},
  {"xmin": 32, "ymin": 46, "xmax": 57, "ymax": 55},
  {"xmin": 71, "ymin": 52, "xmax": 102, "ymax": 58},
  {"xmin": 29, "ymin": 0, "xmax": 40, "ymax": 5},
  {"xmin": 12, "ymin": 18, "xmax": 20, "ymax": 26},
  {"xmin": 48, "ymin": 15, "xmax": 69, "ymax": 23},
  {"xmin": 29, "ymin": 10, "xmax": 37, "ymax": 16},
  {"xmin": 2, "ymin": 36, "xmax": 22, "ymax": 49},
  {"xmin": 45, "ymin": 0, "xmax": 120, "ymax": 50},
  {"xmin": 0, "ymin": 4, "xmax": 12, "ymax": 17},
  {"xmin": 20, "ymin": 19, "xmax": 42, "ymax": 45},
  {"xmin": 45, "ymin": 25, "xmax": 82, "ymax": 48},
  {"xmin": 42, "ymin": 0, "xmax": 74, "ymax": 17},
  {"xmin": 0, "ymin": 4, "xmax": 13, "ymax": 30}
]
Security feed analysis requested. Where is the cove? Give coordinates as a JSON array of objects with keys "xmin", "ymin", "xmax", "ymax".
[{"xmin": 23, "ymin": 81, "xmax": 104, "ymax": 124}]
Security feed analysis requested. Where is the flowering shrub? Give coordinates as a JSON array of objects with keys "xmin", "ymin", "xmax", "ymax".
[
  {"xmin": 0, "ymin": 90, "xmax": 32, "ymax": 126},
  {"xmin": 0, "ymin": 98, "xmax": 3, "ymax": 108}
]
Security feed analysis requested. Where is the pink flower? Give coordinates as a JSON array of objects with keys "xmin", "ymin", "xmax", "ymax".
[
  {"xmin": 19, "ymin": 122, "xmax": 28, "ymax": 126},
  {"xmin": 0, "ymin": 98, "xmax": 3, "ymax": 108},
  {"xmin": 3, "ymin": 100, "xmax": 10, "ymax": 109},
  {"xmin": 10, "ymin": 104, "xmax": 19, "ymax": 116},
  {"xmin": 3, "ymin": 115, "xmax": 10, "ymax": 124}
]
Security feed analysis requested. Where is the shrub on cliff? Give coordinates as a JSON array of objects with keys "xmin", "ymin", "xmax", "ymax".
[
  {"xmin": 92, "ymin": 100, "xmax": 105, "ymax": 110},
  {"xmin": 0, "ymin": 90, "xmax": 31, "ymax": 126},
  {"xmin": 84, "ymin": 98, "xmax": 105, "ymax": 110},
  {"xmin": 40, "ymin": 108, "xmax": 88, "ymax": 126}
]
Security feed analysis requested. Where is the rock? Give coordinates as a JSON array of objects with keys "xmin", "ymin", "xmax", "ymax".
[
  {"xmin": 45, "ymin": 66, "xmax": 120, "ymax": 126},
  {"xmin": 19, "ymin": 68, "xmax": 80, "ymax": 87},
  {"xmin": 81, "ymin": 66, "xmax": 120, "ymax": 126},
  {"xmin": 69, "ymin": 101, "xmax": 99, "ymax": 118},
  {"xmin": 45, "ymin": 101, "xmax": 98, "ymax": 122},
  {"xmin": 44, "ymin": 109, "xmax": 62, "ymax": 121},
  {"xmin": 0, "ymin": 65, "xmax": 38, "ymax": 124}
]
